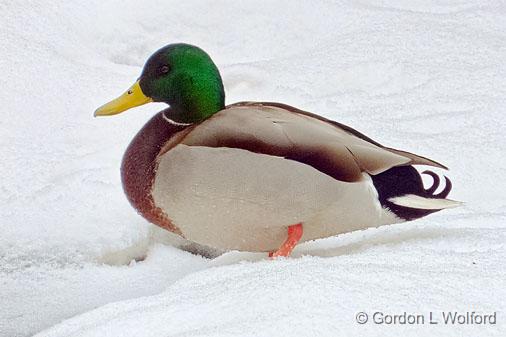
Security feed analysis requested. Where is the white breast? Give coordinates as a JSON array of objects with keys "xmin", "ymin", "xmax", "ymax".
[{"xmin": 152, "ymin": 145, "xmax": 401, "ymax": 251}]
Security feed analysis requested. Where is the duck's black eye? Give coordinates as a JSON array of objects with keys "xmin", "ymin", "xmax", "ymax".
[{"xmin": 158, "ymin": 65, "xmax": 170, "ymax": 75}]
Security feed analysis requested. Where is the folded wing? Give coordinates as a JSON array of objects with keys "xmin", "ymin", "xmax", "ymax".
[{"xmin": 178, "ymin": 102, "xmax": 445, "ymax": 182}]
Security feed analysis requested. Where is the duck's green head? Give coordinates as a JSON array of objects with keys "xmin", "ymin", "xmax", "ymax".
[{"xmin": 95, "ymin": 43, "xmax": 225, "ymax": 123}]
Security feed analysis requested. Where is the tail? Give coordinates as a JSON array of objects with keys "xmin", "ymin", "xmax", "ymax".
[{"xmin": 371, "ymin": 166, "xmax": 461, "ymax": 221}]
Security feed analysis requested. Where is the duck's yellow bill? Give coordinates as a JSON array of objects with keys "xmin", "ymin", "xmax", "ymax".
[{"xmin": 94, "ymin": 80, "xmax": 152, "ymax": 117}]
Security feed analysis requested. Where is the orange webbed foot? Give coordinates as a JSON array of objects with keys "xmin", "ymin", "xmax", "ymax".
[{"xmin": 269, "ymin": 223, "xmax": 303, "ymax": 259}]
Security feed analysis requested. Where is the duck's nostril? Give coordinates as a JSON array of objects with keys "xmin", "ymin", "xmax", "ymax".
[{"xmin": 127, "ymin": 90, "xmax": 133, "ymax": 95}]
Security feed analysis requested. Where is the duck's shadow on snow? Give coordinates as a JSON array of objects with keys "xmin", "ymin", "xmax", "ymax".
[
  {"xmin": 209, "ymin": 225, "xmax": 461, "ymax": 266},
  {"xmin": 99, "ymin": 224, "xmax": 462, "ymax": 267}
]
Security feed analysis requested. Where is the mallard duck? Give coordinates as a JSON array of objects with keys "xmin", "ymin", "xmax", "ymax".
[{"xmin": 95, "ymin": 43, "xmax": 459, "ymax": 257}]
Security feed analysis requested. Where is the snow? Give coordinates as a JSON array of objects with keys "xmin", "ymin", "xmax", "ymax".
[{"xmin": 1, "ymin": 0, "xmax": 505, "ymax": 336}]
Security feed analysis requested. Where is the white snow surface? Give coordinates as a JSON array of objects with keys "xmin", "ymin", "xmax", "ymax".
[{"xmin": 1, "ymin": 1, "xmax": 506, "ymax": 336}]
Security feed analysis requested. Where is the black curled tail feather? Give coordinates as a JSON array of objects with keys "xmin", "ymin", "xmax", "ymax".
[
  {"xmin": 371, "ymin": 166, "xmax": 453, "ymax": 221},
  {"xmin": 421, "ymin": 170, "xmax": 452, "ymax": 198},
  {"xmin": 421, "ymin": 170, "xmax": 440, "ymax": 194}
]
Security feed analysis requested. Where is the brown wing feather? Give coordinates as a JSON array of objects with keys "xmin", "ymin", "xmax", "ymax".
[{"xmin": 232, "ymin": 102, "xmax": 448, "ymax": 170}]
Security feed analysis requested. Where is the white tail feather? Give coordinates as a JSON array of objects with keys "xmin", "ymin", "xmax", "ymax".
[{"xmin": 388, "ymin": 194, "xmax": 462, "ymax": 210}]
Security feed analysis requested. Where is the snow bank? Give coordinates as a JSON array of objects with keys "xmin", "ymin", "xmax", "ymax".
[{"xmin": 1, "ymin": 0, "xmax": 505, "ymax": 336}]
